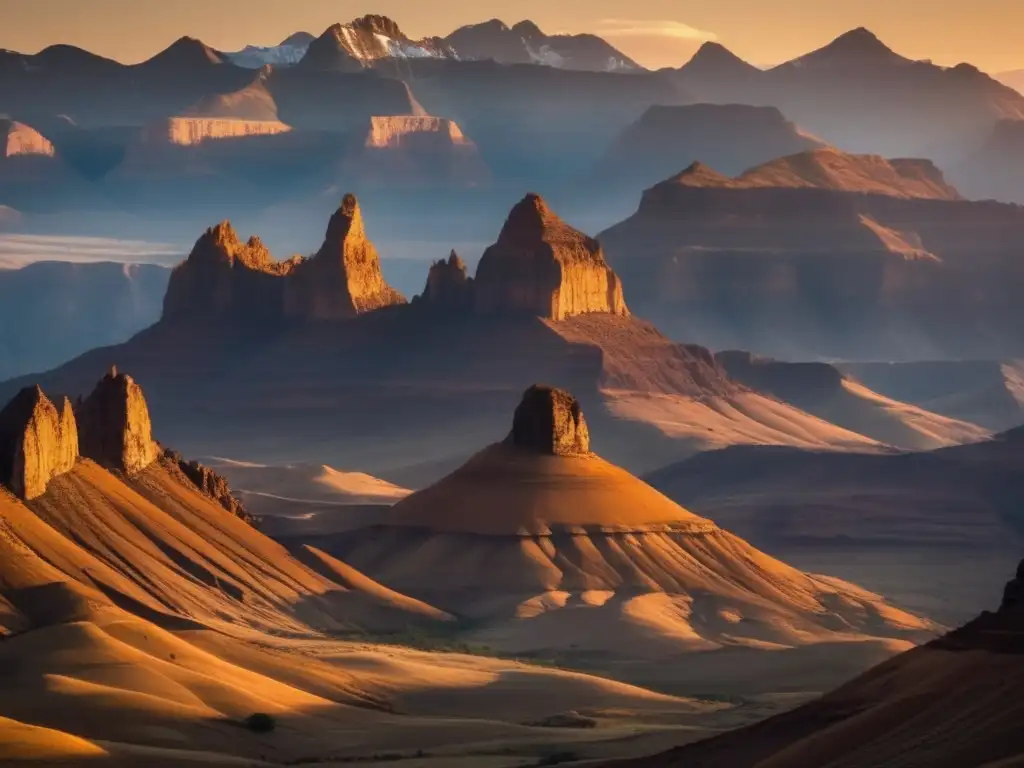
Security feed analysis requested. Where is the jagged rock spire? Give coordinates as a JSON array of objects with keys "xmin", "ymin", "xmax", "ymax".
[
  {"xmin": 0, "ymin": 386, "xmax": 78, "ymax": 499},
  {"xmin": 77, "ymin": 370, "xmax": 158, "ymax": 475},
  {"xmin": 284, "ymin": 193, "xmax": 406, "ymax": 319}
]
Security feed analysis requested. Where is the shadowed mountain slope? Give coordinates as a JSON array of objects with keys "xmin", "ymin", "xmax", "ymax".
[{"xmin": 603, "ymin": 558, "xmax": 1024, "ymax": 768}]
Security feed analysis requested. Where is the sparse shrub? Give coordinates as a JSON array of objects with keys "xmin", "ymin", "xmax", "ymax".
[{"xmin": 245, "ymin": 712, "xmax": 276, "ymax": 733}]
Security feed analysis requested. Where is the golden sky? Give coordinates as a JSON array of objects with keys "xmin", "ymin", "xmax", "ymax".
[{"xmin": 2, "ymin": 0, "xmax": 1023, "ymax": 73}]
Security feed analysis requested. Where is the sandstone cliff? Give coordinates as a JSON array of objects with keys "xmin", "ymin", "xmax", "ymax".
[
  {"xmin": 162, "ymin": 220, "xmax": 299, "ymax": 323},
  {"xmin": 164, "ymin": 195, "xmax": 405, "ymax": 324},
  {"xmin": 1, "ymin": 120, "xmax": 55, "ymax": 158},
  {"xmin": 139, "ymin": 116, "xmax": 291, "ymax": 147},
  {"xmin": 506, "ymin": 385, "xmax": 590, "ymax": 456},
  {"xmin": 474, "ymin": 193, "xmax": 628, "ymax": 320},
  {"xmin": 342, "ymin": 116, "xmax": 489, "ymax": 185},
  {"xmin": 0, "ymin": 387, "xmax": 78, "ymax": 499},
  {"xmin": 77, "ymin": 368, "xmax": 159, "ymax": 474},
  {"xmin": 284, "ymin": 194, "xmax": 406, "ymax": 320},
  {"xmin": 415, "ymin": 251, "xmax": 474, "ymax": 311}
]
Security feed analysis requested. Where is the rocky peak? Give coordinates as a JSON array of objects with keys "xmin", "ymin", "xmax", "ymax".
[
  {"xmin": 682, "ymin": 42, "xmax": 759, "ymax": 75},
  {"xmin": 0, "ymin": 385, "xmax": 79, "ymax": 499},
  {"xmin": 798, "ymin": 27, "xmax": 904, "ymax": 67},
  {"xmin": 511, "ymin": 20, "xmax": 544, "ymax": 40},
  {"xmin": 350, "ymin": 14, "xmax": 406, "ymax": 40},
  {"xmin": 162, "ymin": 221, "xmax": 297, "ymax": 323},
  {"xmin": 284, "ymin": 194, "xmax": 406, "ymax": 319},
  {"xmin": 506, "ymin": 385, "xmax": 590, "ymax": 456},
  {"xmin": 417, "ymin": 250, "xmax": 474, "ymax": 311},
  {"xmin": 77, "ymin": 368, "xmax": 158, "ymax": 475},
  {"xmin": 474, "ymin": 193, "xmax": 629, "ymax": 320}
]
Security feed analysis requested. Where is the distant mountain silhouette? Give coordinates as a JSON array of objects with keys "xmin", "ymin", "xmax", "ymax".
[{"xmin": 444, "ymin": 18, "xmax": 640, "ymax": 71}]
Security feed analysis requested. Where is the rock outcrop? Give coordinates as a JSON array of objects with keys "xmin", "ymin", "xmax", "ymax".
[
  {"xmin": 2, "ymin": 120, "xmax": 56, "ymax": 158},
  {"xmin": 474, "ymin": 194, "xmax": 628, "ymax": 320},
  {"xmin": 506, "ymin": 385, "xmax": 590, "ymax": 456},
  {"xmin": 162, "ymin": 220, "xmax": 299, "ymax": 323},
  {"xmin": 77, "ymin": 368, "xmax": 159, "ymax": 475},
  {"xmin": 341, "ymin": 116, "xmax": 489, "ymax": 185},
  {"xmin": 164, "ymin": 195, "xmax": 405, "ymax": 325},
  {"xmin": 163, "ymin": 448, "xmax": 254, "ymax": 524},
  {"xmin": 139, "ymin": 116, "xmax": 291, "ymax": 147},
  {"xmin": 0, "ymin": 386, "xmax": 78, "ymax": 499},
  {"xmin": 415, "ymin": 251, "xmax": 474, "ymax": 311},
  {"xmin": 1001, "ymin": 558, "xmax": 1024, "ymax": 612},
  {"xmin": 284, "ymin": 194, "xmax": 406, "ymax": 320}
]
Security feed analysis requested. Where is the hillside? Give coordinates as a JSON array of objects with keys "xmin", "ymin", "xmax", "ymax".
[
  {"xmin": 644, "ymin": 428, "xmax": 1024, "ymax": 624},
  {"xmin": 298, "ymin": 385, "xmax": 935, "ymax": 697},
  {"xmin": 604, "ymin": 559, "xmax": 1024, "ymax": 768},
  {"xmin": 0, "ymin": 374, "xmax": 743, "ymax": 766}
]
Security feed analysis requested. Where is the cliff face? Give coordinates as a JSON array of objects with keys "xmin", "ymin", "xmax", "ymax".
[
  {"xmin": 284, "ymin": 194, "xmax": 406, "ymax": 320},
  {"xmin": 0, "ymin": 386, "xmax": 78, "ymax": 499},
  {"xmin": 475, "ymin": 194, "xmax": 628, "ymax": 320},
  {"xmin": 162, "ymin": 221, "xmax": 299, "ymax": 323},
  {"xmin": 77, "ymin": 368, "xmax": 159, "ymax": 474},
  {"xmin": 507, "ymin": 385, "xmax": 590, "ymax": 456},
  {"xmin": 164, "ymin": 194, "xmax": 404, "ymax": 325},
  {"xmin": 599, "ymin": 152, "xmax": 1024, "ymax": 359},
  {"xmin": 2, "ymin": 120, "xmax": 56, "ymax": 158},
  {"xmin": 341, "ymin": 116, "xmax": 489, "ymax": 185},
  {"xmin": 140, "ymin": 117, "xmax": 291, "ymax": 147}
]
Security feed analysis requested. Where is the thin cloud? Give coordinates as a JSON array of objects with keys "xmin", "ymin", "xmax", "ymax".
[{"xmin": 597, "ymin": 19, "xmax": 719, "ymax": 42}]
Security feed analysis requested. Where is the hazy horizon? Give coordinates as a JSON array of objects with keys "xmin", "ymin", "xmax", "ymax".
[{"xmin": 3, "ymin": 0, "xmax": 1024, "ymax": 73}]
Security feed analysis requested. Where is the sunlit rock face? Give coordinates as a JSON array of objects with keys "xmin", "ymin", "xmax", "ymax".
[
  {"xmin": 139, "ymin": 117, "xmax": 292, "ymax": 147},
  {"xmin": 1, "ymin": 120, "xmax": 56, "ymax": 158},
  {"xmin": 77, "ymin": 368, "xmax": 159, "ymax": 475},
  {"xmin": 474, "ymin": 193, "xmax": 629, "ymax": 321},
  {"xmin": 284, "ymin": 194, "xmax": 406, "ymax": 320},
  {"xmin": 0, "ymin": 386, "xmax": 78, "ymax": 499}
]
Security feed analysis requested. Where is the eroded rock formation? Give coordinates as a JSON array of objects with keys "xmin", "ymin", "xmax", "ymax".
[
  {"xmin": 0, "ymin": 386, "xmax": 78, "ymax": 499},
  {"xmin": 163, "ymin": 448, "xmax": 254, "ymax": 524},
  {"xmin": 475, "ymin": 193, "xmax": 628, "ymax": 320},
  {"xmin": 77, "ymin": 367, "xmax": 159, "ymax": 474},
  {"xmin": 284, "ymin": 194, "xmax": 406, "ymax": 319},
  {"xmin": 416, "ymin": 250, "xmax": 474, "ymax": 311},
  {"xmin": 162, "ymin": 220, "xmax": 299, "ymax": 323},
  {"xmin": 507, "ymin": 384, "xmax": 590, "ymax": 456}
]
